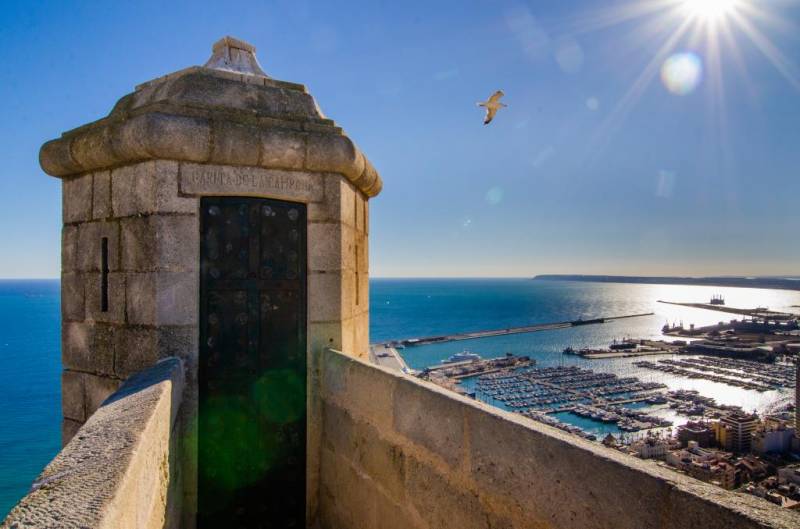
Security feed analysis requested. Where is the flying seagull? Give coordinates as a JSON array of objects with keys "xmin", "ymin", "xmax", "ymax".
[{"xmin": 477, "ymin": 90, "xmax": 507, "ymax": 125}]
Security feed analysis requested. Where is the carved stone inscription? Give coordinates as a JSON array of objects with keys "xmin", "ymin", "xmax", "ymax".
[{"xmin": 180, "ymin": 163, "xmax": 323, "ymax": 202}]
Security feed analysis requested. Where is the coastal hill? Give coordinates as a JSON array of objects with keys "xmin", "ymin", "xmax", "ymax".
[{"xmin": 533, "ymin": 274, "xmax": 800, "ymax": 291}]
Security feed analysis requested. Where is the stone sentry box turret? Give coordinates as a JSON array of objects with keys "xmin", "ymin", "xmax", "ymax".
[{"xmin": 40, "ymin": 36, "xmax": 381, "ymax": 527}]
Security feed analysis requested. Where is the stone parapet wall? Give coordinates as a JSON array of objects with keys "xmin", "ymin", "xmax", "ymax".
[
  {"xmin": 2, "ymin": 358, "xmax": 184, "ymax": 529},
  {"xmin": 316, "ymin": 349, "xmax": 797, "ymax": 529}
]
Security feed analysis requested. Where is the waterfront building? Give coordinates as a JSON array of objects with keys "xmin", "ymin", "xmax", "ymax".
[
  {"xmin": 778, "ymin": 465, "xmax": 800, "ymax": 486},
  {"xmin": 753, "ymin": 419, "xmax": 796, "ymax": 455},
  {"xmin": 665, "ymin": 441, "xmax": 716, "ymax": 467},
  {"xmin": 677, "ymin": 421, "xmax": 715, "ymax": 448},
  {"xmin": 737, "ymin": 457, "xmax": 770, "ymax": 484},
  {"xmin": 716, "ymin": 412, "xmax": 759, "ymax": 453},
  {"xmin": 744, "ymin": 478, "xmax": 800, "ymax": 509},
  {"xmin": 602, "ymin": 433, "xmax": 619, "ymax": 448},
  {"xmin": 688, "ymin": 460, "xmax": 737, "ymax": 490},
  {"xmin": 666, "ymin": 441, "xmax": 737, "ymax": 490},
  {"xmin": 631, "ymin": 437, "xmax": 668, "ymax": 460}
]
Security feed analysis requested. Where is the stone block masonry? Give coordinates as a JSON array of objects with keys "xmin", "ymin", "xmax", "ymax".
[
  {"xmin": 316, "ymin": 348, "xmax": 798, "ymax": 529},
  {"xmin": 58, "ymin": 161, "xmax": 200, "ymax": 446}
]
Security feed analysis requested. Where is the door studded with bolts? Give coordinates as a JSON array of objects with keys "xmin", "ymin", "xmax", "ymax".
[{"xmin": 198, "ymin": 196, "xmax": 307, "ymax": 528}]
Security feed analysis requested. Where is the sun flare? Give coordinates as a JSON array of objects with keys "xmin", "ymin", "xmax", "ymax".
[{"xmin": 681, "ymin": 0, "xmax": 740, "ymax": 21}]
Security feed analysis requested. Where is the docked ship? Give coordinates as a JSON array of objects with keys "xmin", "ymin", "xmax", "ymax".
[
  {"xmin": 709, "ymin": 294, "xmax": 725, "ymax": 305},
  {"xmin": 443, "ymin": 351, "xmax": 481, "ymax": 363}
]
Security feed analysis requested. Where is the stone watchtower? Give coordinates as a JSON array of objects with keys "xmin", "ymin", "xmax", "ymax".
[{"xmin": 40, "ymin": 36, "xmax": 380, "ymax": 526}]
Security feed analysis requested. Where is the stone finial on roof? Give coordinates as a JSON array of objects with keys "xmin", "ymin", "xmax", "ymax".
[{"xmin": 204, "ymin": 36, "xmax": 269, "ymax": 77}]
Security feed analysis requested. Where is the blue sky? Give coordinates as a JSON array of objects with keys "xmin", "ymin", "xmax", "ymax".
[{"xmin": 0, "ymin": 0, "xmax": 798, "ymax": 278}]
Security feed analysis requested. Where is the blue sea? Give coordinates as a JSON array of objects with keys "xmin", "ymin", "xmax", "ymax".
[
  {"xmin": 1, "ymin": 278, "xmax": 799, "ymax": 517},
  {"xmin": 0, "ymin": 280, "xmax": 61, "ymax": 518}
]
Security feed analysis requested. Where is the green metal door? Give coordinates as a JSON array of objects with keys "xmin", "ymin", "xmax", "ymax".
[{"xmin": 198, "ymin": 196, "xmax": 306, "ymax": 528}]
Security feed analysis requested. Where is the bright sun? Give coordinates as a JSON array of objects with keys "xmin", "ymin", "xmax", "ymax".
[{"xmin": 681, "ymin": 0, "xmax": 740, "ymax": 20}]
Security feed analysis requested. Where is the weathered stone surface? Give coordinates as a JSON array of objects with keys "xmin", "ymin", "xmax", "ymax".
[
  {"xmin": 307, "ymin": 175, "xmax": 344, "ymax": 224},
  {"xmin": 260, "ymin": 129, "xmax": 305, "ymax": 170},
  {"xmin": 353, "ymin": 310, "xmax": 370, "ymax": 359},
  {"xmin": 405, "ymin": 457, "xmax": 488, "ymax": 529},
  {"xmin": 308, "ymin": 222, "xmax": 342, "ymax": 272},
  {"xmin": 40, "ymin": 137, "xmax": 82, "ymax": 176},
  {"xmin": 121, "ymin": 215, "xmax": 198, "ymax": 272},
  {"xmin": 4, "ymin": 358, "xmax": 184, "ymax": 529},
  {"xmin": 374, "ymin": 489, "xmax": 425, "ymax": 529},
  {"xmin": 62, "ymin": 322, "xmax": 115, "ymax": 376},
  {"xmin": 341, "ymin": 224, "xmax": 357, "ymax": 273},
  {"xmin": 112, "ymin": 164, "xmax": 147, "ymax": 217},
  {"xmin": 62, "ymin": 418, "xmax": 83, "ymax": 447},
  {"xmin": 63, "ymin": 175, "xmax": 92, "ymax": 223},
  {"xmin": 340, "ymin": 316, "xmax": 356, "ymax": 357},
  {"xmin": 117, "ymin": 112, "xmax": 212, "ymax": 164},
  {"xmin": 61, "ymin": 370, "xmax": 85, "ymax": 422},
  {"xmin": 62, "ymin": 225, "xmax": 79, "ymax": 272},
  {"xmin": 393, "ymin": 377, "xmax": 464, "ymax": 469},
  {"xmin": 155, "ymin": 162, "xmax": 196, "ymax": 214},
  {"xmin": 355, "ymin": 192, "xmax": 365, "ymax": 233},
  {"xmin": 131, "ymin": 70, "xmax": 320, "ymax": 119},
  {"xmin": 354, "ymin": 422, "xmax": 406, "ymax": 500},
  {"xmin": 71, "ymin": 126, "xmax": 117, "ymax": 171},
  {"xmin": 114, "ymin": 326, "xmax": 196, "ymax": 379},
  {"xmin": 76, "ymin": 220, "xmax": 120, "ymax": 272},
  {"xmin": 112, "ymin": 161, "xmax": 195, "ymax": 217},
  {"xmin": 210, "ymin": 121, "xmax": 260, "ymax": 166},
  {"xmin": 83, "ymin": 373, "xmax": 121, "ymax": 418},
  {"xmin": 308, "ymin": 272, "xmax": 342, "ymax": 323},
  {"xmin": 39, "ymin": 66, "xmax": 382, "ymax": 197},
  {"xmin": 355, "ymin": 229, "xmax": 368, "ymax": 271},
  {"xmin": 179, "ymin": 162, "xmax": 324, "ymax": 203},
  {"xmin": 85, "ymin": 271, "xmax": 126, "ymax": 324},
  {"xmin": 320, "ymin": 349, "xmax": 395, "ymax": 433},
  {"xmin": 113, "ymin": 328, "xmax": 159, "ymax": 379},
  {"xmin": 309, "ymin": 322, "xmax": 343, "ymax": 355},
  {"xmin": 306, "ymin": 133, "xmax": 365, "ymax": 182},
  {"xmin": 61, "ymin": 272, "xmax": 85, "ymax": 321},
  {"xmin": 352, "ymin": 161, "xmax": 382, "ymax": 197},
  {"xmin": 92, "ymin": 171, "xmax": 112, "ymax": 219},
  {"xmin": 204, "ymin": 36, "xmax": 268, "ymax": 77},
  {"xmin": 319, "ymin": 447, "xmax": 377, "ymax": 529},
  {"xmin": 126, "ymin": 272, "xmax": 198, "ymax": 326},
  {"xmin": 341, "ymin": 269, "xmax": 356, "ymax": 322}
]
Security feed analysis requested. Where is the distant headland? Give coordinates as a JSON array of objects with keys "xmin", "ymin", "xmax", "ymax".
[{"xmin": 533, "ymin": 274, "xmax": 800, "ymax": 291}]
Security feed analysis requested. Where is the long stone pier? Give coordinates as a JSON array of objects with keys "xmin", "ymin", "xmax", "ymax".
[{"xmin": 388, "ymin": 312, "xmax": 654, "ymax": 347}]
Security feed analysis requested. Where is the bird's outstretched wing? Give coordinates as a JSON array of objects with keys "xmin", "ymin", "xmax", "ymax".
[
  {"xmin": 488, "ymin": 90, "xmax": 504, "ymax": 103},
  {"xmin": 484, "ymin": 107, "xmax": 498, "ymax": 125}
]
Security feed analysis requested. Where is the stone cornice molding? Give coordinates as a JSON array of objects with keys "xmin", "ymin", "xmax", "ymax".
[{"xmin": 40, "ymin": 64, "xmax": 382, "ymax": 197}]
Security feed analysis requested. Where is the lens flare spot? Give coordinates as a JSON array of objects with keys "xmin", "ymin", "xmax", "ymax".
[
  {"xmin": 485, "ymin": 187, "xmax": 504, "ymax": 205},
  {"xmin": 554, "ymin": 38, "xmax": 584, "ymax": 74},
  {"xmin": 586, "ymin": 97, "xmax": 600, "ymax": 111},
  {"xmin": 661, "ymin": 53, "xmax": 703, "ymax": 95}
]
